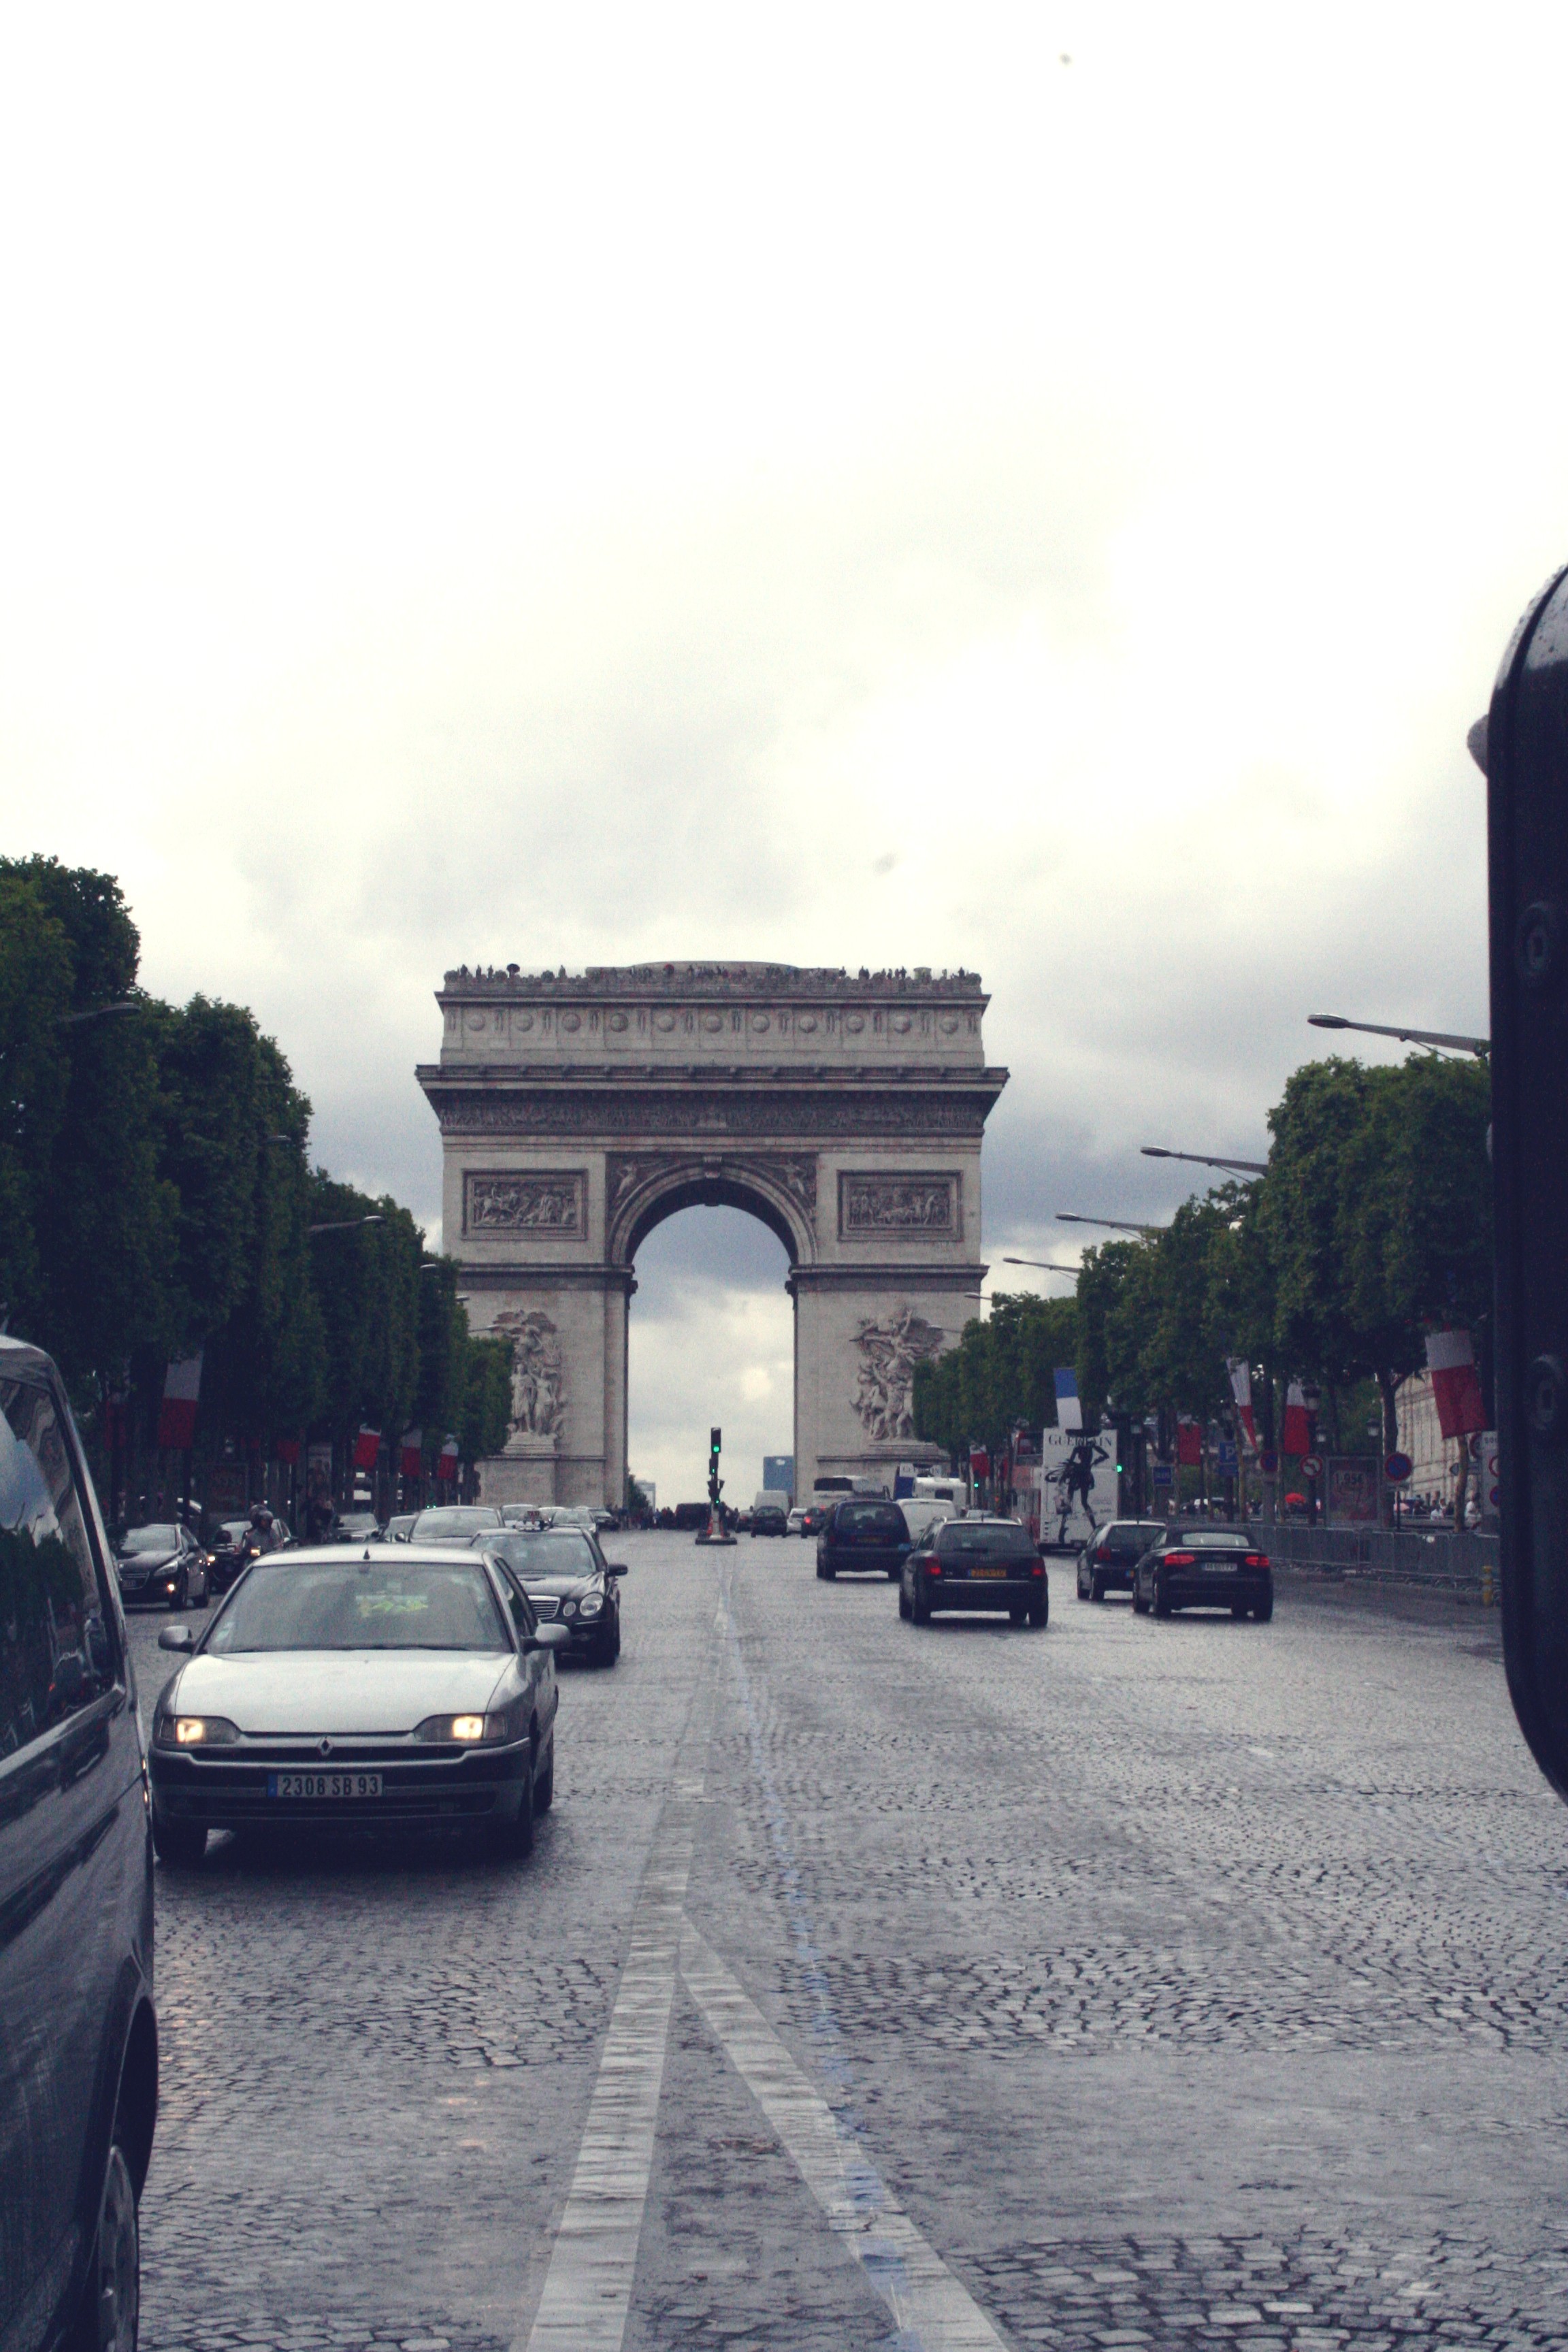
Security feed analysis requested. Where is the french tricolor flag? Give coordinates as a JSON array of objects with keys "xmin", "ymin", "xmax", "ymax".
[
  {"xmin": 157, "ymin": 1356, "xmax": 203, "ymax": 1451},
  {"xmin": 399, "ymin": 1429, "xmax": 423, "ymax": 1480},
  {"xmin": 1282, "ymin": 1381, "xmax": 1312, "ymax": 1456},
  {"xmin": 1054, "ymin": 1367, "xmax": 1083, "ymax": 1433},
  {"xmin": 353, "ymin": 1426, "xmax": 382, "ymax": 1471},
  {"xmin": 1227, "ymin": 1358, "xmax": 1257, "ymax": 1450},
  {"xmin": 1426, "ymin": 1328, "xmax": 1486, "ymax": 1440},
  {"xmin": 438, "ymin": 1433, "xmax": 460, "ymax": 1477}
]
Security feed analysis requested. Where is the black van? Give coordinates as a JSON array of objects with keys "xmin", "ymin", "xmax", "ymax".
[
  {"xmin": 0, "ymin": 1337, "xmax": 157, "ymax": 2351},
  {"xmin": 815, "ymin": 1498, "xmax": 912, "ymax": 1580}
]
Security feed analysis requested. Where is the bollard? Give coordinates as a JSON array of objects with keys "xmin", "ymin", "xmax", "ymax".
[{"xmin": 1482, "ymin": 1555, "xmax": 1495, "ymax": 1608}]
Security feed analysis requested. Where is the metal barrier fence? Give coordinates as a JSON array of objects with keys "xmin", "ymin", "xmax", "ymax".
[{"xmin": 1262, "ymin": 1520, "xmax": 1499, "ymax": 1601}]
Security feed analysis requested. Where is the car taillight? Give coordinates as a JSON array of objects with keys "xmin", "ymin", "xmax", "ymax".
[
  {"xmin": 1095, "ymin": 1546, "xmax": 1111, "ymax": 1562},
  {"xmin": 928, "ymin": 1561, "xmax": 942, "ymax": 1575},
  {"xmin": 1245, "ymin": 1552, "xmax": 1269, "ymax": 1568},
  {"xmin": 1162, "ymin": 1551, "xmax": 1196, "ymax": 1567},
  {"xmin": 1031, "ymin": 1561, "xmax": 1045, "ymax": 1576}
]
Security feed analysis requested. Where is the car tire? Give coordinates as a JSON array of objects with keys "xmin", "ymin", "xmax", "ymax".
[
  {"xmin": 151, "ymin": 1810, "xmax": 206, "ymax": 1869},
  {"xmin": 598, "ymin": 1622, "xmax": 619, "ymax": 1667},
  {"xmin": 815, "ymin": 1557, "xmax": 826, "ymax": 1580},
  {"xmin": 1231, "ymin": 1601, "xmax": 1248, "ymax": 1618},
  {"xmin": 1254, "ymin": 1592, "xmax": 1274, "ymax": 1622},
  {"xmin": 898, "ymin": 1582, "xmax": 911, "ymax": 1620},
  {"xmin": 1028, "ymin": 1593, "xmax": 1048, "ymax": 1629},
  {"xmin": 493, "ymin": 1758, "xmax": 536, "ymax": 1860},
  {"xmin": 534, "ymin": 1734, "xmax": 555, "ymax": 1814},
  {"xmin": 67, "ymin": 2132, "xmax": 139, "ymax": 2352},
  {"xmin": 822, "ymin": 1562, "xmax": 836, "ymax": 1580},
  {"xmin": 1132, "ymin": 1582, "xmax": 1149, "ymax": 1616},
  {"xmin": 1090, "ymin": 1571, "xmax": 1105, "ymax": 1603},
  {"xmin": 167, "ymin": 1569, "xmax": 186, "ymax": 1612},
  {"xmin": 1154, "ymin": 1573, "xmax": 1173, "ymax": 1619},
  {"xmin": 886, "ymin": 1564, "xmax": 901, "ymax": 1580},
  {"xmin": 1009, "ymin": 1604, "xmax": 1027, "ymax": 1626},
  {"xmin": 912, "ymin": 1584, "xmax": 931, "ymax": 1625}
]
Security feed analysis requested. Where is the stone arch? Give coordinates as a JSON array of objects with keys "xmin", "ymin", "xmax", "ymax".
[
  {"xmin": 606, "ymin": 1152, "xmax": 817, "ymax": 1271},
  {"xmin": 417, "ymin": 961, "xmax": 1006, "ymax": 1507}
]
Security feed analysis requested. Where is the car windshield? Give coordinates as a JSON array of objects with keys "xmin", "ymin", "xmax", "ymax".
[
  {"xmin": 478, "ymin": 1529, "xmax": 597, "ymax": 1577},
  {"xmin": 410, "ymin": 1507, "xmax": 502, "ymax": 1539},
  {"xmin": 834, "ymin": 1503, "xmax": 905, "ymax": 1533},
  {"xmin": 1109, "ymin": 1524, "xmax": 1165, "ymax": 1544},
  {"xmin": 337, "ymin": 1514, "xmax": 378, "ymax": 1533},
  {"xmin": 123, "ymin": 1524, "xmax": 179, "ymax": 1552},
  {"xmin": 204, "ymin": 1558, "xmax": 510, "ymax": 1652},
  {"xmin": 1169, "ymin": 1529, "xmax": 1255, "ymax": 1549},
  {"xmin": 938, "ymin": 1524, "xmax": 1035, "ymax": 1560}
]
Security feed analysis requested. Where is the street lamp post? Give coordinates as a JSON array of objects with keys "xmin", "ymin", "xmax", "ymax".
[
  {"xmin": 1308, "ymin": 1013, "xmax": 1489, "ymax": 1060},
  {"xmin": 1057, "ymin": 1212, "xmax": 1166, "ymax": 1236},
  {"xmin": 1141, "ymin": 1146, "xmax": 1269, "ymax": 1177},
  {"xmin": 1001, "ymin": 1257, "xmax": 1081, "ymax": 1277}
]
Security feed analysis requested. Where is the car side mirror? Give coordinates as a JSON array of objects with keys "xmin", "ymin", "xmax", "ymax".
[
  {"xmin": 606, "ymin": 1563, "xmax": 627, "ymax": 1576},
  {"xmin": 159, "ymin": 1624, "xmax": 196, "ymax": 1653},
  {"xmin": 525, "ymin": 1622, "xmax": 571, "ymax": 1653}
]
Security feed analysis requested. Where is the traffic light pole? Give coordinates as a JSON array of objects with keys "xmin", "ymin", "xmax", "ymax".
[{"xmin": 696, "ymin": 1423, "xmax": 737, "ymax": 1547}]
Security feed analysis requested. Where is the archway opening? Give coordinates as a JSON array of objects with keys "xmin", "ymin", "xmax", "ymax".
[{"xmin": 627, "ymin": 1204, "xmax": 794, "ymax": 1517}]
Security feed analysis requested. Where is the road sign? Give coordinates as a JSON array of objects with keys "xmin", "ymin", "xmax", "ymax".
[
  {"xmin": 1259, "ymin": 1449, "xmax": 1279, "ymax": 1475},
  {"xmin": 1303, "ymin": 1454, "xmax": 1323, "ymax": 1477},
  {"xmin": 1216, "ymin": 1441, "xmax": 1239, "ymax": 1473},
  {"xmin": 1152, "ymin": 1463, "xmax": 1173, "ymax": 1488},
  {"xmin": 1385, "ymin": 1450, "xmax": 1414, "ymax": 1484}
]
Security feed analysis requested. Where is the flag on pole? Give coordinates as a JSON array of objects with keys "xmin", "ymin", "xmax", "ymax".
[
  {"xmin": 438, "ymin": 1432, "xmax": 460, "ymax": 1477},
  {"xmin": 399, "ymin": 1429, "xmax": 423, "ymax": 1479},
  {"xmin": 353, "ymin": 1426, "xmax": 381, "ymax": 1471},
  {"xmin": 274, "ymin": 1436, "xmax": 301, "ymax": 1466},
  {"xmin": 1227, "ymin": 1358, "xmax": 1256, "ymax": 1449},
  {"xmin": 157, "ymin": 1356, "xmax": 203, "ymax": 1450},
  {"xmin": 1282, "ymin": 1381, "xmax": 1312, "ymax": 1455},
  {"xmin": 1177, "ymin": 1419, "xmax": 1203, "ymax": 1467},
  {"xmin": 1426, "ymin": 1328, "xmax": 1486, "ymax": 1439},
  {"xmin": 969, "ymin": 1444, "xmax": 990, "ymax": 1480},
  {"xmin": 1054, "ymin": 1368, "xmax": 1083, "ymax": 1433}
]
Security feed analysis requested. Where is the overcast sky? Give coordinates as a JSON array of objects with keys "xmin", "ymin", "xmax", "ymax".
[{"xmin": 4, "ymin": 5, "xmax": 1563, "ymax": 1502}]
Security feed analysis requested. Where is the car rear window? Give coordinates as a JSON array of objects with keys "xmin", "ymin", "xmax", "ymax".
[
  {"xmin": 938, "ymin": 1524, "xmax": 1035, "ymax": 1561},
  {"xmin": 834, "ymin": 1503, "xmax": 906, "ymax": 1535},
  {"xmin": 1107, "ymin": 1523, "xmax": 1164, "ymax": 1546},
  {"xmin": 1169, "ymin": 1529, "xmax": 1255, "ymax": 1549},
  {"xmin": 479, "ymin": 1531, "xmax": 597, "ymax": 1576}
]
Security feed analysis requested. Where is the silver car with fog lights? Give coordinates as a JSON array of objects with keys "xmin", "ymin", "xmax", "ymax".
[{"xmin": 146, "ymin": 1545, "xmax": 566, "ymax": 1866}]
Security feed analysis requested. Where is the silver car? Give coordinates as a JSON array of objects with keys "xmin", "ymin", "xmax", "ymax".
[{"xmin": 146, "ymin": 1545, "xmax": 566, "ymax": 1866}]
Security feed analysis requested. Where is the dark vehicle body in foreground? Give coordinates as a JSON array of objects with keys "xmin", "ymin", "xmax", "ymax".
[
  {"xmin": 147, "ymin": 1544, "xmax": 565, "ymax": 1863},
  {"xmin": 0, "ymin": 1337, "xmax": 157, "ymax": 2352},
  {"xmin": 475, "ymin": 1526, "xmax": 626, "ymax": 1665},
  {"xmin": 1131, "ymin": 1525, "xmax": 1273, "ymax": 1620},
  {"xmin": 817, "ymin": 1498, "xmax": 911, "ymax": 1580},
  {"xmin": 1076, "ymin": 1520, "xmax": 1166, "ymax": 1603},
  {"xmin": 901, "ymin": 1515, "xmax": 1049, "ymax": 1627}
]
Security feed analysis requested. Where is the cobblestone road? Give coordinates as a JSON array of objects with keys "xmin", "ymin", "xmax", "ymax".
[{"xmin": 126, "ymin": 1538, "xmax": 1568, "ymax": 2351}]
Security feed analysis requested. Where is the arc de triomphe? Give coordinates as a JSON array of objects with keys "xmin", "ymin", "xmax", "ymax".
[{"xmin": 416, "ymin": 962, "xmax": 1007, "ymax": 1506}]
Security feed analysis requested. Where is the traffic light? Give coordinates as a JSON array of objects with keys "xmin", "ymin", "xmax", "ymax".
[
  {"xmin": 1486, "ymin": 561, "xmax": 1568, "ymax": 1799},
  {"xmin": 710, "ymin": 1426, "xmax": 721, "ymax": 1465}
]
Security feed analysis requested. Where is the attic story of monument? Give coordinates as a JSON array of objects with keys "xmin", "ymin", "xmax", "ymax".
[{"xmin": 416, "ymin": 962, "xmax": 1007, "ymax": 1506}]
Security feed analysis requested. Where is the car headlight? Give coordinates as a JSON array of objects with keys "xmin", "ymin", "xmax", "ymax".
[
  {"xmin": 412, "ymin": 1712, "xmax": 510, "ymax": 1744},
  {"xmin": 157, "ymin": 1715, "xmax": 240, "ymax": 1748},
  {"xmin": 561, "ymin": 1597, "xmax": 579, "ymax": 1618},
  {"xmin": 578, "ymin": 1593, "xmax": 604, "ymax": 1618}
]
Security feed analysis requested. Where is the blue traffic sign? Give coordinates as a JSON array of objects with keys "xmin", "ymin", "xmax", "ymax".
[
  {"xmin": 1385, "ymin": 1451, "xmax": 1414, "ymax": 1484},
  {"xmin": 1152, "ymin": 1463, "xmax": 1173, "ymax": 1488}
]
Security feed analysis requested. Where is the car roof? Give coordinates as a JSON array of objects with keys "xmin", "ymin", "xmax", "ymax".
[{"xmin": 239, "ymin": 1541, "xmax": 504, "ymax": 1569}]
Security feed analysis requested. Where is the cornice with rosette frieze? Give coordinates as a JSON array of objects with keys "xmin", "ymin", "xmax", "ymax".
[{"xmin": 421, "ymin": 1084, "xmax": 999, "ymax": 1139}]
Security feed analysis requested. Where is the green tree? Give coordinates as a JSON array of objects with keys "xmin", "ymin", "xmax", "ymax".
[
  {"xmin": 0, "ymin": 873, "xmax": 74, "ymax": 1330},
  {"xmin": 460, "ymin": 1335, "xmax": 513, "ymax": 1463}
]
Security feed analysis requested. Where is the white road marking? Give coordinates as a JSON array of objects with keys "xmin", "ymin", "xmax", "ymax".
[
  {"xmin": 518, "ymin": 1703, "xmax": 710, "ymax": 2352},
  {"xmin": 679, "ymin": 1923, "xmax": 1009, "ymax": 2352}
]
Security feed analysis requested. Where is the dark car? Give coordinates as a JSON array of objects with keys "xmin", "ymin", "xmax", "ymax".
[
  {"xmin": 410, "ymin": 1504, "xmax": 502, "ymax": 1541},
  {"xmin": 751, "ymin": 1505, "xmax": 789, "ymax": 1537},
  {"xmin": 475, "ymin": 1526, "xmax": 626, "ymax": 1665},
  {"xmin": 1075, "ymin": 1520, "xmax": 1166, "ymax": 1603},
  {"xmin": 800, "ymin": 1501, "xmax": 833, "ymax": 1538},
  {"xmin": 116, "ymin": 1520, "xmax": 210, "ymax": 1610},
  {"xmin": 0, "ymin": 1337, "xmax": 158, "ymax": 2352},
  {"xmin": 333, "ymin": 1510, "xmax": 382, "ymax": 1543},
  {"xmin": 900, "ymin": 1514, "xmax": 1049, "ymax": 1627},
  {"xmin": 1131, "ymin": 1524, "xmax": 1273, "ymax": 1620},
  {"xmin": 147, "ymin": 1545, "xmax": 567, "ymax": 1863},
  {"xmin": 815, "ymin": 1498, "xmax": 911, "ymax": 1581}
]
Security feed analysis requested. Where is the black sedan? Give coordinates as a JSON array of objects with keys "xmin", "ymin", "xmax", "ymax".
[
  {"xmin": 1131, "ymin": 1524, "xmax": 1273, "ymax": 1620},
  {"xmin": 472, "ymin": 1526, "xmax": 626, "ymax": 1665},
  {"xmin": 115, "ymin": 1522, "xmax": 210, "ymax": 1609},
  {"xmin": 750, "ymin": 1505, "xmax": 789, "ymax": 1537},
  {"xmin": 1075, "ymin": 1519, "xmax": 1166, "ymax": 1603},
  {"xmin": 900, "ymin": 1516, "xmax": 1048, "ymax": 1627},
  {"xmin": 816, "ymin": 1498, "xmax": 911, "ymax": 1580}
]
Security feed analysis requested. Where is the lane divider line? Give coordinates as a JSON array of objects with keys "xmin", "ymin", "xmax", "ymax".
[
  {"xmin": 679, "ymin": 1923, "xmax": 1009, "ymax": 2352},
  {"xmin": 517, "ymin": 1683, "xmax": 713, "ymax": 2352}
]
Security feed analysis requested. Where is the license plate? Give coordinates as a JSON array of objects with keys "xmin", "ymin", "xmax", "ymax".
[
  {"xmin": 1200, "ymin": 1561, "xmax": 1237, "ymax": 1573},
  {"xmin": 267, "ymin": 1771, "xmax": 383, "ymax": 1799},
  {"xmin": 971, "ymin": 1565, "xmax": 1009, "ymax": 1579}
]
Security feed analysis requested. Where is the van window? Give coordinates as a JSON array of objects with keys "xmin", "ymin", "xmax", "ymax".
[{"xmin": 0, "ymin": 1377, "xmax": 112, "ymax": 1758}]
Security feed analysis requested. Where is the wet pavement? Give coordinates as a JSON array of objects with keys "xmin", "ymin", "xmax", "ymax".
[{"xmin": 125, "ymin": 1534, "xmax": 1568, "ymax": 2351}]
